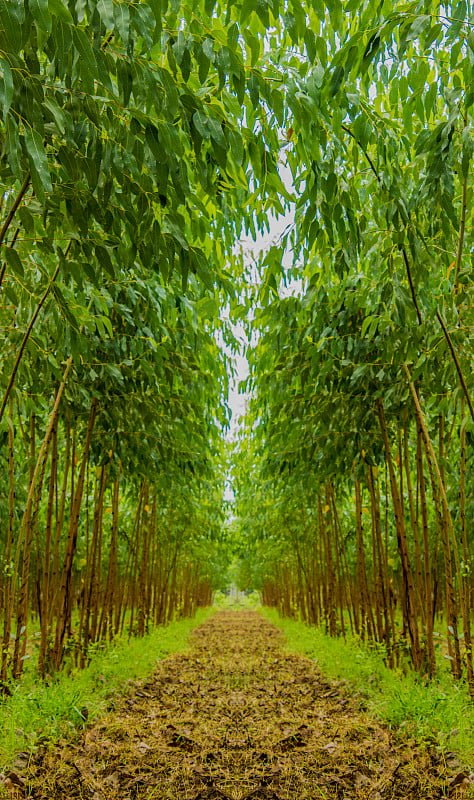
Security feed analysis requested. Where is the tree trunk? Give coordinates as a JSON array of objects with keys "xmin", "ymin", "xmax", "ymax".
[
  {"xmin": 377, "ymin": 399, "xmax": 421, "ymax": 670},
  {"xmin": 52, "ymin": 398, "xmax": 98, "ymax": 671}
]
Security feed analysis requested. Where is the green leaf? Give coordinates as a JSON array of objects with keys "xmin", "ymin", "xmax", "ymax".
[
  {"xmin": 461, "ymin": 127, "xmax": 473, "ymax": 179},
  {"xmin": 72, "ymin": 27, "xmax": 97, "ymax": 76},
  {"xmin": 304, "ymin": 29, "xmax": 317, "ymax": 62},
  {"xmin": 229, "ymin": 129, "xmax": 244, "ymax": 166},
  {"xmin": 248, "ymin": 73, "xmax": 259, "ymax": 106},
  {"xmin": 117, "ymin": 58, "xmax": 133, "ymax": 106},
  {"xmin": 24, "ymin": 128, "xmax": 52, "ymax": 201},
  {"xmin": 353, "ymin": 115, "xmax": 370, "ymax": 150},
  {"xmin": 180, "ymin": 48, "xmax": 191, "ymax": 82},
  {"xmin": 43, "ymin": 96, "xmax": 66, "ymax": 134},
  {"xmin": 172, "ymin": 30, "xmax": 186, "ymax": 63},
  {"xmin": 18, "ymin": 206, "xmax": 35, "ymax": 233},
  {"xmin": 52, "ymin": 284, "xmax": 79, "ymax": 329},
  {"xmin": 47, "ymin": 0, "xmax": 73, "ymax": 23},
  {"xmin": 193, "ymin": 111, "xmax": 210, "ymax": 140},
  {"xmin": 95, "ymin": 244, "xmax": 115, "ymax": 278},
  {"xmin": 207, "ymin": 116, "xmax": 226, "ymax": 148},
  {"xmin": 100, "ymin": 314, "xmax": 113, "ymax": 337},
  {"xmin": 0, "ymin": 0, "xmax": 24, "ymax": 51},
  {"xmin": 114, "ymin": 0, "xmax": 130, "ymax": 43},
  {"xmin": 3, "ymin": 246, "xmax": 23, "ymax": 277},
  {"xmin": 351, "ymin": 364, "xmax": 368, "ymax": 382},
  {"xmin": 202, "ymin": 38, "xmax": 215, "ymax": 62},
  {"xmin": 198, "ymin": 51, "xmax": 210, "ymax": 83},
  {"xmin": 284, "ymin": 12, "xmax": 298, "ymax": 45},
  {"xmin": 5, "ymin": 115, "xmax": 22, "ymax": 178},
  {"xmin": 243, "ymin": 30, "xmax": 260, "ymax": 66},
  {"xmin": 97, "ymin": 0, "xmax": 114, "ymax": 28},
  {"xmin": 0, "ymin": 57, "xmax": 13, "ymax": 120},
  {"xmin": 29, "ymin": 0, "xmax": 52, "ymax": 33},
  {"xmin": 329, "ymin": 65, "xmax": 344, "ymax": 96},
  {"xmin": 145, "ymin": 124, "xmax": 162, "ymax": 158}
]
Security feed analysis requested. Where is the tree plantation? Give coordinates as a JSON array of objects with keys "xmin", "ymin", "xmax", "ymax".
[{"xmin": 0, "ymin": 0, "xmax": 473, "ymax": 732}]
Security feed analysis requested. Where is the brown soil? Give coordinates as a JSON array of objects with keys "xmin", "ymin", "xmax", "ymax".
[{"xmin": 3, "ymin": 611, "xmax": 472, "ymax": 799}]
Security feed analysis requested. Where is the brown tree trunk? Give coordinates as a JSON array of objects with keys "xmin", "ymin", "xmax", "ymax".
[
  {"xmin": 319, "ymin": 497, "xmax": 336, "ymax": 636},
  {"xmin": 38, "ymin": 419, "xmax": 58, "ymax": 676},
  {"xmin": 368, "ymin": 466, "xmax": 396, "ymax": 666},
  {"xmin": 50, "ymin": 410, "xmax": 71, "ymax": 622},
  {"xmin": 354, "ymin": 472, "xmax": 375, "ymax": 641},
  {"xmin": 328, "ymin": 484, "xmax": 357, "ymax": 634},
  {"xmin": 1, "ymin": 398, "xmax": 16, "ymax": 685},
  {"xmin": 416, "ymin": 417, "xmax": 436, "ymax": 675},
  {"xmin": 79, "ymin": 464, "xmax": 107, "ymax": 666},
  {"xmin": 52, "ymin": 398, "xmax": 98, "ymax": 671},
  {"xmin": 404, "ymin": 367, "xmax": 467, "ymax": 683},
  {"xmin": 98, "ymin": 467, "xmax": 121, "ymax": 641},
  {"xmin": 459, "ymin": 400, "xmax": 473, "ymax": 690},
  {"xmin": 377, "ymin": 399, "xmax": 421, "ymax": 670},
  {"xmin": 403, "ymin": 411, "xmax": 424, "ymax": 624}
]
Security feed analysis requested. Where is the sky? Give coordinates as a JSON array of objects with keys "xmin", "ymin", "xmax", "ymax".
[
  {"xmin": 218, "ymin": 195, "xmax": 298, "ymax": 504},
  {"xmin": 226, "ymin": 203, "xmax": 296, "ymax": 437}
]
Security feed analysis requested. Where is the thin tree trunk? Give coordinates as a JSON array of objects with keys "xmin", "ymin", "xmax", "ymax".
[
  {"xmin": 50, "ymin": 410, "xmax": 71, "ymax": 622},
  {"xmin": 377, "ymin": 399, "xmax": 421, "ymax": 670},
  {"xmin": 79, "ymin": 464, "xmax": 107, "ymax": 666},
  {"xmin": 52, "ymin": 398, "xmax": 98, "ymax": 671},
  {"xmin": 403, "ymin": 411, "xmax": 424, "ymax": 624},
  {"xmin": 98, "ymin": 467, "xmax": 120, "ymax": 641},
  {"xmin": 458, "ymin": 399, "xmax": 473, "ymax": 689},
  {"xmin": 0, "ymin": 398, "xmax": 16, "ymax": 686},
  {"xmin": 416, "ymin": 417, "xmax": 436, "ymax": 675},
  {"xmin": 354, "ymin": 472, "xmax": 375, "ymax": 641},
  {"xmin": 38, "ymin": 419, "xmax": 58, "ymax": 676},
  {"xmin": 368, "ymin": 466, "xmax": 395, "ymax": 666},
  {"xmin": 404, "ymin": 366, "xmax": 469, "ymax": 684}
]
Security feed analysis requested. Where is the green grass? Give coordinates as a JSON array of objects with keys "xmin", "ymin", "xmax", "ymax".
[
  {"xmin": 212, "ymin": 590, "xmax": 262, "ymax": 609},
  {"xmin": 263, "ymin": 608, "xmax": 474, "ymax": 768},
  {"xmin": 0, "ymin": 608, "xmax": 213, "ymax": 770}
]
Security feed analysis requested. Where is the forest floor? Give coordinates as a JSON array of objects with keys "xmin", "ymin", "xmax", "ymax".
[{"xmin": 2, "ymin": 610, "xmax": 472, "ymax": 800}]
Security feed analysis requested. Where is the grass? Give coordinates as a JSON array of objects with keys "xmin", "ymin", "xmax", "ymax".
[
  {"xmin": 0, "ymin": 608, "xmax": 213, "ymax": 770},
  {"xmin": 262, "ymin": 608, "xmax": 474, "ymax": 769},
  {"xmin": 213, "ymin": 590, "xmax": 262, "ymax": 609}
]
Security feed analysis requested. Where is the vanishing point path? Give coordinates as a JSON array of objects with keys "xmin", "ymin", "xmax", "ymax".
[{"xmin": 11, "ymin": 611, "xmax": 467, "ymax": 799}]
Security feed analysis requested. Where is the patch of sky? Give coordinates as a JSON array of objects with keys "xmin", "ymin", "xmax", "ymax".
[{"xmin": 221, "ymin": 159, "xmax": 303, "ymax": 501}]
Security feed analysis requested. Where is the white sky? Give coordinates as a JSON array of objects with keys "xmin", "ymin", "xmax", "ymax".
[
  {"xmin": 227, "ymin": 203, "xmax": 296, "ymax": 436},
  {"xmin": 219, "ymin": 192, "xmax": 299, "ymax": 503}
]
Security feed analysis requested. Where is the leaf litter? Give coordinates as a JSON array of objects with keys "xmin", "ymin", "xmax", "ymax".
[{"xmin": 2, "ymin": 610, "xmax": 472, "ymax": 799}]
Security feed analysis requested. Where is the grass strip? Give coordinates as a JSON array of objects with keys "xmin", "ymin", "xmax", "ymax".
[
  {"xmin": 263, "ymin": 608, "xmax": 474, "ymax": 768},
  {"xmin": 0, "ymin": 608, "xmax": 213, "ymax": 769}
]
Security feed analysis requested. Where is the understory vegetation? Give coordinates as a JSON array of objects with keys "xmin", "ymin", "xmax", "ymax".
[
  {"xmin": 264, "ymin": 608, "xmax": 474, "ymax": 765},
  {"xmin": 231, "ymin": 0, "xmax": 474, "ymax": 693},
  {"xmin": 0, "ymin": 609, "xmax": 212, "ymax": 769}
]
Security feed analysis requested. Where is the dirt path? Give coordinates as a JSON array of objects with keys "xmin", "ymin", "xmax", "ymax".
[{"xmin": 5, "ymin": 611, "xmax": 469, "ymax": 799}]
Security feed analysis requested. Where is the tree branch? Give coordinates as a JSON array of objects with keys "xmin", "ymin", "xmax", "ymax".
[{"xmin": 436, "ymin": 310, "xmax": 474, "ymax": 424}]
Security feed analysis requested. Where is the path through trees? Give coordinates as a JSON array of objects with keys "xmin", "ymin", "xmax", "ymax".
[{"xmin": 5, "ymin": 611, "xmax": 469, "ymax": 799}]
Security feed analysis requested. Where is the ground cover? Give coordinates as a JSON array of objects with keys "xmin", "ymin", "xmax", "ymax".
[
  {"xmin": 0, "ymin": 609, "xmax": 212, "ymax": 772},
  {"xmin": 262, "ymin": 609, "xmax": 474, "ymax": 769},
  {"xmin": 2, "ymin": 610, "xmax": 471, "ymax": 799}
]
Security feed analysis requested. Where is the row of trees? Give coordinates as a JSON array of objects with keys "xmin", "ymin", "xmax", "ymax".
[
  {"xmin": 0, "ymin": 238, "xmax": 233, "ymax": 678},
  {"xmin": 234, "ymin": 0, "xmax": 474, "ymax": 687},
  {"xmin": 0, "ymin": 0, "xmax": 286, "ymax": 680},
  {"xmin": 1, "ymin": 0, "xmax": 473, "ymax": 688}
]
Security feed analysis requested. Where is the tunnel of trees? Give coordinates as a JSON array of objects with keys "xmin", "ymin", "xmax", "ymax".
[{"xmin": 0, "ymin": 0, "xmax": 473, "ymax": 690}]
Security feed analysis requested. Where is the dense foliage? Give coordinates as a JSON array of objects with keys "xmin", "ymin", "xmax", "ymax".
[
  {"xmin": 0, "ymin": 0, "xmax": 472, "ymax": 688},
  {"xmin": 0, "ymin": 0, "xmax": 278, "ymax": 679},
  {"xmin": 232, "ymin": 0, "xmax": 474, "ymax": 685}
]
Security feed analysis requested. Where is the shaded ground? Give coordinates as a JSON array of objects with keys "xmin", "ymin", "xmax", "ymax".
[{"xmin": 3, "ymin": 610, "xmax": 472, "ymax": 799}]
